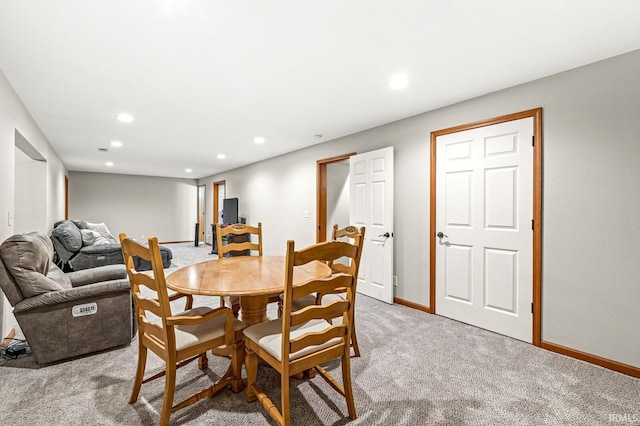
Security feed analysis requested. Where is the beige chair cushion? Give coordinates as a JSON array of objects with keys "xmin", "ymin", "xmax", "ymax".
[
  {"xmin": 0, "ymin": 232, "xmax": 64, "ymax": 298},
  {"xmin": 155, "ymin": 306, "xmax": 245, "ymax": 352},
  {"xmin": 244, "ymin": 318, "xmax": 341, "ymax": 361}
]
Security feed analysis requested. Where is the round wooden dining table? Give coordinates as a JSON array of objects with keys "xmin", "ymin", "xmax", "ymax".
[{"xmin": 166, "ymin": 256, "xmax": 331, "ymax": 326}]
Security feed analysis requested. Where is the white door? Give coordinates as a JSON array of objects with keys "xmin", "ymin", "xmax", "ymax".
[
  {"xmin": 350, "ymin": 147, "xmax": 394, "ymax": 304},
  {"xmin": 435, "ymin": 118, "xmax": 533, "ymax": 342}
]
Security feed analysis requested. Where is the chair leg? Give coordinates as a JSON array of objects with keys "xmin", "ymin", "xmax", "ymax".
[
  {"xmin": 245, "ymin": 346, "xmax": 258, "ymax": 403},
  {"xmin": 281, "ymin": 374, "xmax": 291, "ymax": 426},
  {"xmin": 129, "ymin": 340, "xmax": 147, "ymax": 403},
  {"xmin": 341, "ymin": 352, "xmax": 357, "ymax": 420},
  {"xmin": 219, "ymin": 295, "xmax": 226, "ymax": 308},
  {"xmin": 198, "ymin": 352, "xmax": 208, "ymax": 370},
  {"xmin": 184, "ymin": 294, "xmax": 193, "ymax": 310},
  {"xmin": 350, "ymin": 321, "xmax": 361, "ymax": 357},
  {"xmin": 230, "ymin": 339, "xmax": 245, "ymax": 393},
  {"xmin": 232, "ymin": 303, "xmax": 241, "ymax": 318},
  {"xmin": 160, "ymin": 361, "xmax": 177, "ymax": 426}
]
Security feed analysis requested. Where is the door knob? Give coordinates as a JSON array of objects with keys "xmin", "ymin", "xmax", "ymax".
[
  {"xmin": 379, "ymin": 232, "xmax": 391, "ymax": 238},
  {"xmin": 436, "ymin": 232, "xmax": 448, "ymax": 238}
]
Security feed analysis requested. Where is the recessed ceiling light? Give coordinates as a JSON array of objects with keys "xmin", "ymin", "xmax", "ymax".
[
  {"xmin": 110, "ymin": 140, "xmax": 123, "ymax": 147},
  {"xmin": 185, "ymin": 168, "xmax": 192, "ymax": 173},
  {"xmin": 116, "ymin": 113, "xmax": 134, "ymax": 123},
  {"xmin": 105, "ymin": 161, "xmax": 114, "ymax": 167},
  {"xmin": 217, "ymin": 154, "xmax": 226, "ymax": 160},
  {"xmin": 389, "ymin": 73, "xmax": 409, "ymax": 89},
  {"xmin": 254, "ymin": 137, "xmax": 265, "ymax": 144}
]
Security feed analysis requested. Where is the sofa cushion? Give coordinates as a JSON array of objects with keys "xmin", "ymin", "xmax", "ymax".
[
  {"xmin": 72, "ymin": 219, "xmax": 88, "ymax": 229},
  {"xmin": 71, "ymin": 244, "xmax": 124, "ymax": 271},
  {"xmin": 0, "ymin": 232, "xmax": 64, "ymax": 297},
  {"xmin": 51, "ymin": 220, "xmax": 83, "ymax": 253},
  {"xmin": 80, "ymin": 229, "xmax": 99, "ymax": 246},
  {"xmin": 86, "ymin": 222, "xmax": 117, "ymax": 244}
]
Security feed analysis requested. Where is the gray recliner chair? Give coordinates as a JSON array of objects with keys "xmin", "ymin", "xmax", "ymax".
[{"xmin": 0, "ymin": 232, "xmax": 135, "ymax": 364}]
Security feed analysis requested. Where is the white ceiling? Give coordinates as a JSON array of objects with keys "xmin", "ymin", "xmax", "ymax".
[{"xmin": 1, "ymin": 1, "xmax": 639, "ymax": 179}]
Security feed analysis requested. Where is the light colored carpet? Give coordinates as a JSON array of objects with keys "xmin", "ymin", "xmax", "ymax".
[{"xmin": 1, "ymin": 242, "xmax": 639, "ymax": 425}]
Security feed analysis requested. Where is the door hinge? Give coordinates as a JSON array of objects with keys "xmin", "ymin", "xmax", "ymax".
[
  {"xmin": 532, "ymin": 135, "xmax": 535, "ymax": 147},
  {"xmin": 531, "ymin": 219, "xmax": 534, "ymax": 230},
  {"xmin": 531, "ymin": 303, "xmax": 534, "ymax": 314}
]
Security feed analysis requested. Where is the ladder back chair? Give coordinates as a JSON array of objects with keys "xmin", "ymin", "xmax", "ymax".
[
  {"xmin": 280, "ymin": 224, "xmax": 365, "ymax": 357},
  {"xmin": 216, "ymin": 222, "xmax": 278, "ymax": 315},
  {"xmin": 120, "ymin": 233, "xmax": 246, "ymax": 426},
  {"xmin": 244, "ymin": 236, "xmax": 364, "ymax": 426}
]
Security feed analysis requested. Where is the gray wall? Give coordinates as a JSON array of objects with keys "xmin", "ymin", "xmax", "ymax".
[
  {"xmin": 0, "ymin": 69, "xmax": 68, "ymax": 338},
  {"xmin": 199, "ymin": 49, "xmax": 640, "ymax": 368},
  {"xmin": 14, "ymin": 147, "xmax": 47, "ymax": 234},
  {"xmin": 69, "ymin": 171, "xmax": 198, "ymax": 243}
]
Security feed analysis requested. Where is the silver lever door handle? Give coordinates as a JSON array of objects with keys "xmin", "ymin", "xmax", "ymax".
[{"xmin": 436, "ymin": 232, "xmax": 448, "ymax": 238}]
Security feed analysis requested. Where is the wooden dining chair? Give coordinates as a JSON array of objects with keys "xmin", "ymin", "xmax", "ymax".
[
  {"xmin": 280, "ymin": 224, "xmax": 365, "ymax": 357},
  {"xmin": 120, "ymin": 233, "xmax": 246, "ymax": 426},
  {"xmin": 244, "ymin": 236, "xmax": 364, "ymax": 426},
  {"xmin": 216, "ymin": 222, "xmax": 278, "ymax": 315}
]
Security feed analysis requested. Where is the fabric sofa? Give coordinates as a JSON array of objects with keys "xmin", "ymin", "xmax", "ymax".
[
  {"xmin": 0, "ymin": 232, "xmax": 135, "ymax": 364},
  {"xmin": 50, "ymin": 220, "xmax": 172, "ymax": 271}
]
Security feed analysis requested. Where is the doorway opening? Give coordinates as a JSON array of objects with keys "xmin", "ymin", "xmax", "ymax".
[
  {"xmin": 14, "ymin": 130, "xmax": 47, "ymax": 234},
  {"xmin": 213, "ymin": 181, "xmax": 226, "ymax": 225},
  {"xmin": 316, "ymin": 153, "xmax": 355, "ymax": 243},
  {"xmin": 197, "ymin": 185, "xmax": 205, "ymax": 244}
]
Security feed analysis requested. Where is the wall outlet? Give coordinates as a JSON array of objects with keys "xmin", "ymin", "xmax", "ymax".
[{"xmin": 393, "ymin": 276, "xmax": 398, "ymax": 287}]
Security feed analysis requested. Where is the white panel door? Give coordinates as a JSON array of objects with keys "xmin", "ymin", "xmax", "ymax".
[
  {"xmin": 350, "ymin": 147, "xmax": 394, "ymax": 304},
  {"xmin": 435, "ymin": 118, "xmax": 533, "ymax": 342}
]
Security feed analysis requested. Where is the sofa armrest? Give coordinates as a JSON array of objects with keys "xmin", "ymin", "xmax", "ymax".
[
  {"xmin": 13, "ymin": 278, "xmax": 130, "ymax": 313},
  {"xmin": 67, "ymin": 264, "xmax": 127, "ymax": 287}
]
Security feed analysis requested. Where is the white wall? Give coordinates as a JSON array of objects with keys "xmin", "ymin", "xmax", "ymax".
[
  {"xmin": 0, "ymin": 69, "xmax": 68, "ymax": 339},
  {"xmin": 199, "ymin": 49, "xmax": 640, "ymax": 368},
  {"xmin": 69, "ymin": 171, "xmax": 198, "ymax": 243}
]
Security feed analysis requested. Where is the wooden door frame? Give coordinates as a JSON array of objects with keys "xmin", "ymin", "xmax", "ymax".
[
  {"xmin": 316, "ymin": 152, "xmax": 356, "ymax": 243},
  {"xmin": 213, "ymin": 180, "xmax": 226, "ymax": 226},
  {"xmin": 197, "ymin": 185, "xmax": 205, "ymax": 243},
  {"xmin": 64, "ymin": 175, "xmax": 69, "ymax": 220},
  {"xmin": 429, "ymin": 108, "xmax": 543, "ymax": 346}
]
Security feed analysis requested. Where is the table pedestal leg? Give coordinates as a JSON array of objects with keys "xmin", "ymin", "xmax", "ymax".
[{"xmin": 240, "ymin": 295, "xmax": 268, "ymax": 326}]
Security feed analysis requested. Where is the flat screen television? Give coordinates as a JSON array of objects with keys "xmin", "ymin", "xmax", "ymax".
[{"xmin": 222, "ymin": 198, "xmax": 239, "ymax": 224}]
